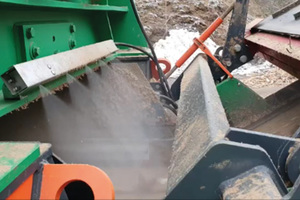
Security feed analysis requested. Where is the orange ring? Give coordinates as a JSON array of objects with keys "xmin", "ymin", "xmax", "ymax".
[
  {"xmin": 151, "ymin": 58, "xmax": 172, "ymax": 80},
  {"xmin": 40, "ymin": 164, "xmax": 114, "ymax": 200}
]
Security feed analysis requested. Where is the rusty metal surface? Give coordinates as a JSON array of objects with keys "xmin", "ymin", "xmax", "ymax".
[
  {"xmin": 245, "ymin": 32, "xmax": 300, "ymax": 79},
  {"xmin": 167, "ymin": 54, "xmax": 229, "ymax": 194},
  {"xmin": 253, "ymin": 2, "xmax": 300, "ymax": 38}
]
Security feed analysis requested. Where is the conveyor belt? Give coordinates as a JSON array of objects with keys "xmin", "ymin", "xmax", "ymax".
[{"xmin": 249, "ymin": 98, "xmax": 300, "ymax": 137}]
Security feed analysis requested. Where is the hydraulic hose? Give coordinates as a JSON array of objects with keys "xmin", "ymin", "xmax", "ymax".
[
  {"xmin": 115, "ymin": 43, "xmax": 156, "ymax": 64},
  {"xmin": 162, "ymin": 104, "xmax": 177, "ymax": 115},
  {"xmin": 128, "ymin": 0, "xmax": 174, "ymax": 99},
  {"xmin": 159, "ymin": 94, "xmax": 178, "ymax": 110}
]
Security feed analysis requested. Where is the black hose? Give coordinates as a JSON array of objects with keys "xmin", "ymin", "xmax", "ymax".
[
  {"xmin": 115, "ymin": 44, "xmax": 179, "ymax": 115},
  {"xmin": 128, "ymin": 0, "xmax": 174, "ymax": 99},
  {"xmin": 115, "ymin": 42, "xmax": 156, "ymax": 64},
  {"xmin": 115, "ymin": 42, "xmax": 173, "ymax": 98},
  {"xmin": 162, "ymin": 104, "xmax": 177, "ymax": 115},
  {"xmin": 159, "ymin": 94, "xmax": 178, "ymax": 110}
]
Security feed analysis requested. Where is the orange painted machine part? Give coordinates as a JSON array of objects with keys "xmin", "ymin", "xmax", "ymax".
[
  {"xmin": 7, "ymin": 175, "xmax": 33, "ymax": 200},
  {"xmin": 175, "ymin": 17, "xmax": 223, "ymax": 68},
  {"xmin": 40, "ymin": 164, "xmax": 115, "ymax": 200},
  {"xmin": 151, "ymin": 58, "xmax": 171, "ymax": 80},
  {"xmin": 193, "ymin": 38, "xmax": 233, "ymax": 78}
]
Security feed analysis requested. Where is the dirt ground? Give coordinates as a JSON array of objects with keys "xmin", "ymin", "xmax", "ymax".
[
  {"xmin": 237, "ymin": 65, "xmax": 298, "ymax": 97},
  {"xmin": 135, "ymin": 0, "xmax": 295, "ymax": 45}
]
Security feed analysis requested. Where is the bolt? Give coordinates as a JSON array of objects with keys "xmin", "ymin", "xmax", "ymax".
[
  {"xmin": 26, "ymin": 27, "xmax": 35, "ymax": 39},
  {"xmin": 226, "ymin": 61, "xmax": 232, "ymax": 67},
  {"xmin": 70, "ymin": 25, "xmax": 76, "ymax": 33},
  {"xmin": 240, "ymin": 55, "xmax": 248, "ymax": 63},
  {"xmin": 51, "ymin": 69, "xmax": 56, "ymax": 75},
  {"xmin": 234, "ymin": 44, "xmax": 242, "ymax": 53},
  {"xmin": 47, "ymin": 64, "xmax": 52, "ymax": 69},
  {"xmin": 32, "ymin": 46, "xmax": 40, "ymax": 58},
  {"xmin": 70, "ymin": 40, "xmax": 77, "ymax": 49},
  {"xmin": 7, "ymin": 79, "xmax": 14, "ymax": 84},
  {"xmin": 13, "ymin": 86, "xmax": 19, "ymax": 92}
]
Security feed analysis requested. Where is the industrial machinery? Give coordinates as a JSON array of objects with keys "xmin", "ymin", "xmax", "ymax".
[{"xmin": 0, "ymin": 0, "xmax": 300, "ymax": 199}]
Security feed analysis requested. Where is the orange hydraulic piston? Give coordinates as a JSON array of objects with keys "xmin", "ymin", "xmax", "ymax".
[
  {"xmin": 193, "ymin": 38, "xmax": 233, "ymax": 78},
  {"xmin": 175, "ymin": 17, "xmax": 223, "ymax": 68},
  {"xmin": 166, "ymin": 2, "xmax": 235, "ymax": 78}
]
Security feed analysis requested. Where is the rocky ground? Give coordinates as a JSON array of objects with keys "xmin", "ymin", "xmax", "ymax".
[
  {"xmin": 135, "ymin": 0, "xmax": 298, "ymax": 95},
  {"xmin": 135, "ymin": 0, "xmax": 294, "ymax": 44},
  {"xmin": 234, "ymin": 57, "xmax": 297, "ymax": 97}
]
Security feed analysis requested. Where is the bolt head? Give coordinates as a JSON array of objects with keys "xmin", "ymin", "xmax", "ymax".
[
  {"xmin": 234, "ymin": 44, "xmax": 242, "ymax": 52},
  {"xmin": 70, "ymin": 40, "xmax": 77, "ymax": 49},
  {"xmin": 13, "ymin": 86, "xmax": 19, "ymax": 92},
  {"xmin": 32, "ymin": 47, "xmax": 40, "ymax": 57},
  {"xmin": 26, "ymin": 27, "xmax": 35, "ymax": 39},
  {"xmin": 54, "ymin": 50, "xmax": 60, "ymax": 54},
  {"xmin": 226, "ymin": 61, "xmax": 232, "ymax": 67},
  {"xmin": 70, "ymin": 25, "xmax": 76, "ymax": 33},
  {"xmin": 240, "ymin": 55, "xmax": 248, "ymax": 63}
]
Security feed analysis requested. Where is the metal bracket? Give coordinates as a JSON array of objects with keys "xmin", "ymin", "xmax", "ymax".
[
  {"xmin": 220, "ymin": 166, "xmax": 282, "ymax": 199},
  {"xmin": 16, "ymin": 22, "xmax": 77, "ymax": 61},
  {"xmin": 209, "ymin": 0, "xmax": 254, "ymax": 81},
  {"xmin": 1, "ymin": 40, "xmax": 118, "ymax": 96},
  {"xmin": 227, "ymin": 128, "xmax": 299, "ymax": 182}
]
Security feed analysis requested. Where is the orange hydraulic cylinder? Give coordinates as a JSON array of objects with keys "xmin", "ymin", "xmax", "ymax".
[{"xmin": 175, "ymin": 17, "xmax": 223, "ymax": 68}]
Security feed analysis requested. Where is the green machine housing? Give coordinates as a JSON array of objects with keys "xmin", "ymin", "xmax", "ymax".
[
  {"xmin": 0, "ymin": 0, "xmax": 300, "ymax": 199},
  {"xmin": 0, "ymin": 0, "xmax": 149, "ymax": 117}
]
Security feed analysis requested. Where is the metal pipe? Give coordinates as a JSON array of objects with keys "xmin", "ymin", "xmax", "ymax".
[{"xmin": 166, "ymin": 2, "xmax": 235, "ymax": 79}]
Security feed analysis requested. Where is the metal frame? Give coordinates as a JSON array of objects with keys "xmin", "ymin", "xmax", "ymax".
[
  {"xmin": 208, "ymin": 0, "xmax": 253, "ymax": 81},
  {"xmin": 166, "ymin": 54, "xmax": 300, "ymax": 199},
  {"xmin": 1, "ymin": 40, "xmax": 118, "ymax": 95}
]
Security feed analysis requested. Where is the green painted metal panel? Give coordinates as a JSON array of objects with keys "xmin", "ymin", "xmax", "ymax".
[
  {"xmin": 108, "ymin": 0, "xmax": 148, "ymax": 47},
  {"xmin": 217, "ymin": 78, "xmax": 269, "ymax": 126},
  {"xmin": 0, "ymin": 8, "xmax": 110, "ymax": 76},
  {"xmin": 0, "ymin": 142, "xmax": 40, "ymax": 192},
  {"xmin": 19, "ymin": 22, "xmax": 76, "ymax": 60},
  {"xmin": 0, "ymin": 0, "xmax": 128, "ymax": 11},
  {"xmin": 0, "ymin": 53, "xmax": 122, "ymax": 117},
  {"xmin": 0, "ymin": 0, "xmax": 148, "ymax": 116}
]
